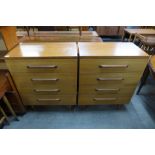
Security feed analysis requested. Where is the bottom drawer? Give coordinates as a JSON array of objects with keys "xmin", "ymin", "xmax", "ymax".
[
  {"xmin": 78, "ymin": 95, "xmax": 131, "ymax": 105},
  {"xmin": 20, "ymin": 94, "xmax": 77, "ymax": 105}
]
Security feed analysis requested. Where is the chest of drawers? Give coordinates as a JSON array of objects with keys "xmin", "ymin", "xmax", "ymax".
[
  {"xmin": 5, "ymin": 43, "xmax": 78, "ymax": 105},
  {"xmin": 78, "ymin": 42, "xmax": 149, "ymax": 105}
]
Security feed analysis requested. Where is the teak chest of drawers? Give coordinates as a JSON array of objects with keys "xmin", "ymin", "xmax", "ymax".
[
  {"xmin": 5, "ymin": 42, "xmax": 77, "ymax": 105},
  {"xmin": 5, "ymin": 42, "xmax": 148, "ymax": 106},
  {"xmin": 78, "ymin": 42, "xmax": 149, "ymax": 105}
]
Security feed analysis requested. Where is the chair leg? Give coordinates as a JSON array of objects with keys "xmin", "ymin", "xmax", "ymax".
[
  {"xmin": 0, "ymin": 106, "xmax": 10, "ymax": 124},
  {"xmin": 2, "ymin": 95, "xmax": 19, "ymax": 121},
  {"xmin": 136, "ymin": 64, "xmax": 150, "ymax": 95}
]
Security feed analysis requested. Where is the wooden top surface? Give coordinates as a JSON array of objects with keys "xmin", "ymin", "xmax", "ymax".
[
  {"xmin": 124, "ymin": 29, "xmax": 155, "ymax": 34},
  {"xmin": 78, "ymin": 42, "xmax": 148, "ymax": 58},
  {"xmin": 16, "ymin": 31, "xmax": 99, "ymax": 37},
  {"xmin": 5, "ymin": 42, "xmax": 78, "ymax": 58}
]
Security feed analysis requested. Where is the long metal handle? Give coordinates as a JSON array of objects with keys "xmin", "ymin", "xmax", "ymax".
[
  {"xmin": 31, "ymin": 78, "xmax": 59, "ymax": 81},
  {"xmin": 37, "ymin": 98, "xmax": 61, "ymax": 102},
  {"xmin": 95, "ymin": 88, "xmax": 120, "ymax": 91},
  {"xmin": 93, "ymin": 98, "xmax": 116, "ymax": 101},
  {"xmin": 99, "ymin": 65, "xmax": 128, "ymax": 68},
  {"xmin": 34, "ymin": 89, "xmax": 60, "ymax": 92},
  {"xmin": 97, "ymin": 77, "xmax": 124, "ymax": 81},
  {"xmin": 27, "ymin": 65, "xmax": 57, "ymax": 69}
]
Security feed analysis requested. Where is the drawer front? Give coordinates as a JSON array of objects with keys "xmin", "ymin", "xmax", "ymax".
[
  {"xmin": 20, "ymin": 94, "xmax": 76, "ymax": 105},
  {"xmin": 18, "ymin": 85, "xmax": 76, "ymax": 95},
  {"xmin": 80, "ymin": 59, "xmax": 148, "ymax": 74},
  {"xmin": 79, "ymin": 73, "xmax": 142, "ymax": 85},
  {"xmin": 79, "ymin": 85, "xmax": 136, "ymax": 95},
  {"xmin": 12, "ymin": 73, "xmax": 77, "ymax": 90},
  {"xmin": 78, "ymin": 95, "xmax": 131, "ymax": 105},
  {"xmin": 6, "ymin": 59, "xmax": 77, "ymax": 73}
]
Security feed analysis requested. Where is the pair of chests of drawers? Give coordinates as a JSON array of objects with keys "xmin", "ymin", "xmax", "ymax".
[
  {"xmin": 6, "ymin": 59, "xmax": 77, "ymax": 105},
  {"xmin": 79, "ymin": 58, "xmax": 147, "ymax": 105}
]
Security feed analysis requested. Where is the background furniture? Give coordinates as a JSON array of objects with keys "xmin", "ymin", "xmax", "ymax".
[
  {"xmin": 0, "ymin": 71, "xmax": 25, "ymax": 114},
  {"xmin": 0, "ymin": 71, "xmax": 26, "ymax": 126},
  {"xmin": 134, "ymin": 34, "xmax": 155, "ymax": 54},
  {"xmin": 133, "ymin": 34, "xmax": 155, "ymax": 94},
  {"xmin": 96, "ymin": 26, "xmax": 125, "ymax": 36},
  {"xmin": 17, "ymin": 31, "xmax": 102, "ymax": 42},
  {"xmin": 5, "ymin": 43, "xmax": 77, "ymax": 106},
  {"xmin": 18, "ymin": 36, "xmax": 102, "ymax": 43},
  {"xmin": 17, "ymin": 26, "xmax": 89, "ymax": 36},
  {"xmin": 78, "ymin": 42, "xmax": 148, "ymax": 105},
  {"xmin": 122, "ymin": 28, "xmax": 155, "ymax": 42},
  {"xmin": 0, "ymin": 27, "xmax": 18, "ymax": 52}
]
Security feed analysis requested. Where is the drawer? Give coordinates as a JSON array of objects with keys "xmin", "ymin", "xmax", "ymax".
[
  {"xmin": 79, "ymin": 85, "xmax": 136, "ymax": 95},
  {"xmin": 78, "ymin": 95, "xmax": 131, "ymax": 105},
  {"xmin": 80, "ymin": 59, "xmax": 148, "ymax": 74},
  {"xmin": 79, "ymin": 73, "xmax": 142, "ymax": 85},
  {"xmin": 12, "ymin": 73, "xmax": 77, "ymax": 89},
  {"xmin": 20, "ymin": 94, "xmax": 76, "ymax": 105},
  {"xmin": 18, "ymin": 85, "xmax": 77, "ymax": 95},
  {"xmin": 6, "ymin": 59, "xmax": 77, "ymax": 73}
]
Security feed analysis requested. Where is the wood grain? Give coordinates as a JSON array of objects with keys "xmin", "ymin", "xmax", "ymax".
[
  {"xmin": 0, "ymin": 26, "xmax": 18, "ymax": 51},
  {"xmin": 5, "ymin": 42, "xmax": 78, "ymax": 58},
  {"xmin": 78, "ymin": 42, "xmax": 148, "ymax": 58},
  {"xmin": 6, "ymin": 59, "xmax": 77, "ymax": 73}
]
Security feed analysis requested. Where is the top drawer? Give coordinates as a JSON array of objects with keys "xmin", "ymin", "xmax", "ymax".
[
  {"xmin": 80, "ymin": 58, "xmax": 148, "ymax": 74},
  {"xmin": 5, "ymin": 58, "xmax": 77, "ymax": 73}
]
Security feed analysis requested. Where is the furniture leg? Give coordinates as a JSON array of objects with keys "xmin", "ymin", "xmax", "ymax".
[
  {"xmin": 136, "ymin": 64, "xmax": 150, "ymax": 94},
  {"xmin": 121, "ymin": 31, "xmax": 125, "ymax": 41},
  {"xmin": 128, "ymin": 34, "xmax": 132, "ymax": 42},
  {"xmin": 0, "ymin": 106, "xmax": 9, "ymax": 124},
  {"xmin": 2, "ymin": 95, "xmax": 19, "ymax": 121},
  {"xmin": 133, "ymin": 34, "xmax": 136, "ymax": 43}
]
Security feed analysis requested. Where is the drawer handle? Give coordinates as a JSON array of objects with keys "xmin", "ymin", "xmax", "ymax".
[
  {"xmin": 97, "ymin": 77, "xmax": 124, "ymax": 81},
  {"xmin": 95, "ymin": 88, "xmax": 120, "ymax": 91},
  {"xmin": 34, "ymin": 89, "xmax": 60, "ymax": 92},
  {"xmin": 99, "ymin": 65, "xmax": 128, "ymax": 68},
  {"xmin": 37, "ymin": 98, "xmax": 61, "ymax": 102},
  {"xmin": 31, "ymin": 78, "xmax": 59, "ymax": 81},
  {"xmin": 93, "ymin": 98, "xmax": 116, "ymax": 101},
  {"xmin": 27, "ymin": 65, "xmax": 57, "ymax": 69}
]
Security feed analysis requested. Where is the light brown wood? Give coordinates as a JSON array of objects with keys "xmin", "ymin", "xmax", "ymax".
[
  {"xmin": 79, "ymin": 85, "xmax": 136, "ymax": 95},
  {"xmin": 19, "ymin": 36, "xmax": 102, "ymax": 43},
  {"xmin": 78, "ymin": 42, "xmax": 148, "ymax": 58},
  {"xmin": 5, "ymin": 42, "xmax": 78, "ymax": 58},
  {"xmin": 124, "ymin": 29, "xmax": 155, "ymax": 35},
  {"xmin": 78, "ymin": 42, "xmax": 149, "ymax": 105},
  {"xmin": 5, "ymin": 43, "xmax": 78, "ymax": 105},
  {"xmin": 5, "ymin": 59, "xmax": 77, "ymax": 73},
  {"xmin": 123, "ymin": 29, "xmax": 155, "ymax": 42},
  {"xmin": 79, "ymin": 73, "xmax": 143, "ymax": 85},
  {"xmin": 78, "ymin": 95, "xmax": 131, "ymax": 105},
  {"xmin": 149, "ymin": 55, "xmax": 155, "ymax": 72},
  {"xmin": 20, "ymin": 94, "xmax": 76, "ymax": 105},
  {"xmin": 11, "ymin": 73, "xmax": 77, "ymax": 92},
  {"xmin": 0, "ymin": 26, "xmax": 18, "ymax": 51},
  {"xmin": 80, "ymin": 59, "xmax": 148, "ymax": 73},
  {"xmin": 17, "ymin": 31, "xmax": 98, "ymax": 37}
]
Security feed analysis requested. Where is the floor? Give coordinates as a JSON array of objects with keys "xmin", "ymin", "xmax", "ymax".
[{"xmin": 3, "ymin": 75, "xmax": 155, "ymax": 129}]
